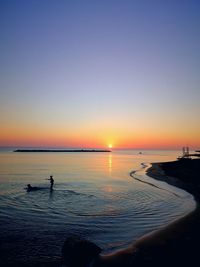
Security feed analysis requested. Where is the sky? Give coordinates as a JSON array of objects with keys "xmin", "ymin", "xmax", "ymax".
[{"xmin": 0, "ymin": 0, "xmax": 200, "ymax": 149}]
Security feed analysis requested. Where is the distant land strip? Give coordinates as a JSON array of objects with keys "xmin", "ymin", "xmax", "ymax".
[{"xmin": 14, "ymin": 149, "xmax": 111, "ymax": 153}]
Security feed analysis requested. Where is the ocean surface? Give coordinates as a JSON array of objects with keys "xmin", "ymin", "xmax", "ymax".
[{"xmin": 0, "ymin": 149, "xmax": 196, "ymax": 265}]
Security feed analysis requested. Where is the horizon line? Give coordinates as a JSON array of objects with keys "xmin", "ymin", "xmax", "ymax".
[{"xmin": 0, "ymin": 145, "xmax": 199, "ymax": 151}]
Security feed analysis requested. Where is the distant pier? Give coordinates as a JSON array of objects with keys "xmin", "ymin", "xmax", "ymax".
[
  {"xmin": 14, "ymin": 149, "xmax": 111, "ymax": 153},
  {"xmin": 177, "ymin": 147, "xmax": 200, "ymax": 160}
]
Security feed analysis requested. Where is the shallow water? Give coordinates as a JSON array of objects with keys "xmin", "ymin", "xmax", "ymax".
[{"xmin": 0, "ymin": 149, "xmax": 196, "ymax": 264}]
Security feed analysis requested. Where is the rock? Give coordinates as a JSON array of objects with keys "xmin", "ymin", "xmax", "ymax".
[{"xmin": 61, "ymin": 235, "xmax": 102, "ymax": 267}]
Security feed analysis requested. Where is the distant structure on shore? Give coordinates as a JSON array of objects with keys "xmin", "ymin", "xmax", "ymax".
[
  {"xmin": 177, "ymin": 147, "xmax": 200, "ymax": 160},
  {"xmin": 195, "ymin": 150, "xmax": 200, "ymax": 157},
  {"xmin": 182, "ymin": 146, "xmax": 190, "ymax": 158}
]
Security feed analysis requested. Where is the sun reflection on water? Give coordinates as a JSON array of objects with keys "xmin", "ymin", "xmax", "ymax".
[{"xmin": 108, "ymin": 154, "xmax": 112, "ymax": 173}]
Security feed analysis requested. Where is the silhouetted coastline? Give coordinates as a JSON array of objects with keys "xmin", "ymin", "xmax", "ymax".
[
  {"xmin": 147, "ymin": 158, "xmax": 200, "ymax": 201},
  {"xmin": 143, "ymin": 158, "xmax": 200, "ymax": 266}
]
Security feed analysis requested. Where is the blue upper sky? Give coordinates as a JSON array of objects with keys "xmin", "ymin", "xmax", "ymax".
[{"xmin": 0, "ymin": 0, "xmax": 200, "ymax": 148}]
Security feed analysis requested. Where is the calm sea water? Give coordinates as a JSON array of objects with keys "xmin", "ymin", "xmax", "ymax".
[{"xmin": 0, "ymin": 149, "xmax": 196, "ymax": 264}]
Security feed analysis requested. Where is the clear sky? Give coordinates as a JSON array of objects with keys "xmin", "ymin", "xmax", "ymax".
[{"xmin": 0, "ymin": 0, "xmax": 200, "ymax": 149}]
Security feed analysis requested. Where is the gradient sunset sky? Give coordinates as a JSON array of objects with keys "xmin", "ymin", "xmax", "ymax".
[{"xmin": 0, "ymin": 0, "xmax": 200, "ymax": 149}]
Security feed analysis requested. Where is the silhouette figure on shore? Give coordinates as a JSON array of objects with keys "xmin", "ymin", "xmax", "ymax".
[{"xmin": 48, "ymin": 175, "xmax": 54, "ymax": 190}]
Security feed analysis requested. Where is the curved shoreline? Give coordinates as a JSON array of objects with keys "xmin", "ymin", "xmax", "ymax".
[{"xmin": 97, "ymin": 160, "xmax": 200, "ymax": 266}]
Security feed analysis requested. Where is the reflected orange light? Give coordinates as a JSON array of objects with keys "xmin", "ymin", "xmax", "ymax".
[
  {"xmin": 108, "ymin": 154, "xmax": 112, "ymax": 173},
  {"xmin": 103, "ymin": 185, "xmax": 114, "ymax": 193}
]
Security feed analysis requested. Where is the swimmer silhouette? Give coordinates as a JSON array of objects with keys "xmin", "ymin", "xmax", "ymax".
[{"xmin": 26, "ymin": 184, "xmax": 40, "ymax": 192}]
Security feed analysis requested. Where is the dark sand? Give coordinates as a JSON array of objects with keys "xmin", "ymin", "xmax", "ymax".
[{"xmin": 135, "ymin": 158, "xmax": 200, "ymax": 266}]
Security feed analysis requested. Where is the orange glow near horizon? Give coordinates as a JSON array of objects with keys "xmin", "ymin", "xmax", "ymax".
[
  {"xmin": 0, "ymin": 128, "xmax": 200, "ymax": 150},
  {"xmin": 1, "ymin": 118, "xmax": 200, "ymax": 149}
]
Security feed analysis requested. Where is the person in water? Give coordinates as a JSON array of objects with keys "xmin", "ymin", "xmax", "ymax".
[
  {"xmin": 26, "ymin": 184, "xmax": 39, "ymax": 191},
  {"xmin": 48, "ymin": 175, "xmax": 54, "ymax": 190},
  {"xmin": 27, "ymin": 184, "xmax": 32, "ymax": 191}
]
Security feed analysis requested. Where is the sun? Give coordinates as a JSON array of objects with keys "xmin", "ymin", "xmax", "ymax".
[{"xmin": 108, "ymin": 144, "xmax": 113, "ymax": 149}]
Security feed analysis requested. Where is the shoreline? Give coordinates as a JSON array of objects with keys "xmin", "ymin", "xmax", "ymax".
[
  {"xmin": 97, "ymin": 159, "xmax": 200, "ymax": 266},
  {"xmin": 147, "ymin": 161, "xmax": 200, "ymax": 202}
]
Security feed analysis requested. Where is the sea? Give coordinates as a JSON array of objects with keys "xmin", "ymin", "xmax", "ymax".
[{"xmin": 0, "ymin": 148, "xmax": 196, "ymax": 265}]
